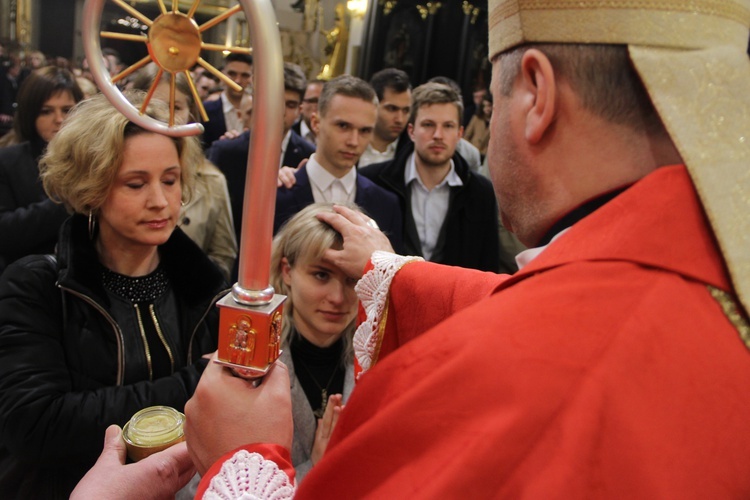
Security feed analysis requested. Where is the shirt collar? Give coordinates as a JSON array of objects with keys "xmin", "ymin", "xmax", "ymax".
[
  {"xmin": 404, "ymin": 153, "xmax": 463, "ymax": 190},
  {"xmin": 220, "ymin": 92, "xmax": 234, "ymax": 114},
  {"xmin": 307, "ymin": 154, "xmax": 357, "ymax": 194},
  {"xmin": 300, "ymin": 120, "xmax": 314, "ymax": 142}
]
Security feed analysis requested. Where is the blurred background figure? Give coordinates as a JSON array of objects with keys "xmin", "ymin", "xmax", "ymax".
[
  {"xmin": 463, "ymin": 90, "xmax": 491, "ymax": 159},
  {"xmin": 200, "ymin": 53, "xmax": 253, "ymax": 147},
  {"xmin": 75, "ymin": 76, "xmax": 98, "ymax": 99},
  {"xmin": 194, "ymin": 71, "xmax": 221, "ymax": 102},
  {"xmin": 131, "ymin": 64, "xmax": 237, "ymax": 280},
  {"xmin": 0, "ymin": 66, "xmax": 83, "ymax": 274},
  {"xmin": 25, "ymin": 50, "xmax": 47, "ymax": 70},
  {"xmin": 0, "ymin": 49, "xmax": 30, "ymax": 136},
  {"xmin": 292, "ymin": 79, "xmax": 324, "ymax": 145}
]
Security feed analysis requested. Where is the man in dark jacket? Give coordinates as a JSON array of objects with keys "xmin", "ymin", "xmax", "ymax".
[{"xmin": 360, "ymin": 82, "xmax": 500, "ymax": 272}]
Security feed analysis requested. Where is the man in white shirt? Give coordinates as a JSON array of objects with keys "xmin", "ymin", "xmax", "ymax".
[
  {"xmin": 358, "ymin": 68, "xmax": 412, "ymax": 168},
  {"xmin": 274, "ymin": 75, "xmax": 403, "ymax": 251}
]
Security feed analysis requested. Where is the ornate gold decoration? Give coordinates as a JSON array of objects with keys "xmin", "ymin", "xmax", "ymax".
[
  {"xmin": 416, "ymin": 2, "xmax": 442, "ymax": 20},
  {"xmin": 462, "ymin": 1, "xmax": 480, "ymax": 24},
  {"xmin": 268, "ymin": 311, "xmax": 282, "ymax": 363},
  {"xmin": 100, "ymin": 0, "xmax": 250, "ymax": 126},
  {"xmin": 317, "ymin": 3, "xmax": 349, "ymax": 80},
  {"xmin": 379, "ymin": 0, "xmax": 398, "ymax": 16}
]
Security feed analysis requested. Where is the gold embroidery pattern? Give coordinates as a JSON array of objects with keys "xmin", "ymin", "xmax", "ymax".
[
  {"xmin": 492, "ymin": 0, "xmax": 750, "ymax": 25},
  {"xmin": 708, "ymin": 286, "xmax": 750, "ymax": 351}
]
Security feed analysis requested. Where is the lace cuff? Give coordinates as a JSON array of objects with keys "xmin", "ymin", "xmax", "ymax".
[
  {"xmin": 354, "ymin": 251, "xmax": 424, "ymax": 373},
  {"xmin": 203, "ymin": 450, "xmax": 295, "ymax": 500}
]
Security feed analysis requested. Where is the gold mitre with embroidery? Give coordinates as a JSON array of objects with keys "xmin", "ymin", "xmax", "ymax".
[{"xmin": 489, "ymin": 0, "xmax": 750, "ymax": 317}]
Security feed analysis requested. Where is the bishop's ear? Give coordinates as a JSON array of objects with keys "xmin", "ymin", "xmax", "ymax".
[{"xmin": 519, "ymin": 48, "xmax": 557, "ymax": 144}]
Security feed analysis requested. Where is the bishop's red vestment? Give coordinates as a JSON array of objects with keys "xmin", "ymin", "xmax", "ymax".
[{"xmin": 200, "ymin": 165, "xmax": 750, "ymax": 498}]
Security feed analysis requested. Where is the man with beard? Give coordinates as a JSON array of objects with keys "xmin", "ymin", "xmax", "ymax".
[{"xmin": 359, "ymin": 82, "xmax": 500, "ymax": 272}]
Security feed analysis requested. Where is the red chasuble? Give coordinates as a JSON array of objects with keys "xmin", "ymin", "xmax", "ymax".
[{"xmin": 206, "ymin": 166, "xmax": 750, "ymax": 498}]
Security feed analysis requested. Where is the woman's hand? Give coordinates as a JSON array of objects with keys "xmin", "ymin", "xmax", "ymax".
[{"xmin": 311, "ymin": 393, "xmax": 344, "ymax": 465}]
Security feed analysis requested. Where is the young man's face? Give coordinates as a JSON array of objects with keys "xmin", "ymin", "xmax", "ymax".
[
  {"xmin": 223, "ymin": 61, "xmax": 252, "ymax": 98},
  {"xmin": 408, "ymin": 102, "xmax": 463, "ymax": 169},
  {"xmin": 312, "ymin": 94, "xmax": 377, "ymax": 176},
  {"xmin": 374, "ymin": 87, "xmax": 411, "ymax": 144}
]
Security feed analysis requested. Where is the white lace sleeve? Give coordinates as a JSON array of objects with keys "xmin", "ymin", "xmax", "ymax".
[
  {"xmin": 202, "ymin": 450, "xmax": 295, "ymax": 500},
  {"xmin": 353, "ymin": 251, "xmax": 424, "ymax": 373}
]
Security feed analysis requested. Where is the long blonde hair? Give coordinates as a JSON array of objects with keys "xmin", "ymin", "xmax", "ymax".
[{"xmin": 270, "ymin": 202, "xmax": 360, "ymax": 362}]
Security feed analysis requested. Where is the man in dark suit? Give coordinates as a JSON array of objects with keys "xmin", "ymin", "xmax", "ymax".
[
  {"xmin": 291, "ymin": 79, "xmax": 324, "ymax": 145},
  {"xmin": 200, "ymin": 53, "xmax": 253, "ymax": 148},
  {"xmin": 208, "ymin": 62, "xmax": 315, "ymax": 247},
  {"xmin": 360, "ymin": 82, "xmax": 500, "ymax": 272},
  {"xmin": 274, "ymin": 75, "xmax": 403, "ymax": 252}
]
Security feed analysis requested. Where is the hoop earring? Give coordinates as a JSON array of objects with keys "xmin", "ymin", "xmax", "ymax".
[{"xmin": 88, "ymin": 211, "xmax": 97, "ymax": 240}]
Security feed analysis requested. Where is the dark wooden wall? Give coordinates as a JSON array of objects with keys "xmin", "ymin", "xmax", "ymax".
[{"xmin": 357, "ymin": 0, "xmax": 491, "ymax": 97}]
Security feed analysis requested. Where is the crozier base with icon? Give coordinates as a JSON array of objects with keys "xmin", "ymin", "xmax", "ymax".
[{"xmin": 215, "ymin": 294, "xmax": 287, "ymax": 379}]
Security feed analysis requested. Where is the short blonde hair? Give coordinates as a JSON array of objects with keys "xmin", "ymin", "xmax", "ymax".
[
  {"xmin": 270, "ymin": 202, "xmax": 360, "ymax": 363},
  {"xmin": 40, "ymin": 91, "xmax": 202, "ymax": 214}
]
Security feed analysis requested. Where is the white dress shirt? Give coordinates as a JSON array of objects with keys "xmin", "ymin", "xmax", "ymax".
[
  {"xmin": 306, "ymin": 154, "xmax": 357, "ymax": 204},
  {"xmin": 358, "ymin": 136, "xmax": 400, "ymax": 168},
  {"xmin": 221, "ymin": 92, "xmax": 243, "ymax": 133},
  {"xmin": 405, "ymin": 153, "xmax": 463, "ymax": 260},
  {"xmin": 299, "ymin": 120, "xmax": 316, "ymax": 145}
]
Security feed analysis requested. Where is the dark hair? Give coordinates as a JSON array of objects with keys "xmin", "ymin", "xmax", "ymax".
[
  {"xmin": 283, "ymin": 62, "xmax": 307, "ymax": 100},
  {"xmin": 13, "ymin": 66, "xmax": 84, "ymax": 143},
  {"xmin": 369, "ymin": 67, "xmax": 411, "ymax": 101},
  {"xmin": 224, "ymin": 53, "xmax": 253, "ymax": 66}
]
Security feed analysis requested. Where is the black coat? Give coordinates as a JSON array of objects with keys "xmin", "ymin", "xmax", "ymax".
[
  {"xmin": 200, "ymin": 98, "xmax": 227, "ymax": 148},
  {"xmin": 0, "ymin": 140, "xmax": 69, "ymax": 274},
  {"xmin": 360, "ymin": 143, "xmax": 501, "ymax": 272},
  {"xmin": 0, "ymin": 215, "xmax": 227, "ymax": 498}
]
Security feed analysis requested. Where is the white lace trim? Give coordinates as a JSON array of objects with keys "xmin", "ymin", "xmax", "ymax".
[
  {"xmin": 353, "ymin": 251, "xmax": 424, "ymax": 373},
  {"xmin": 202, "ymin": 450, "xmax": 295, "ymax": 500}
]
